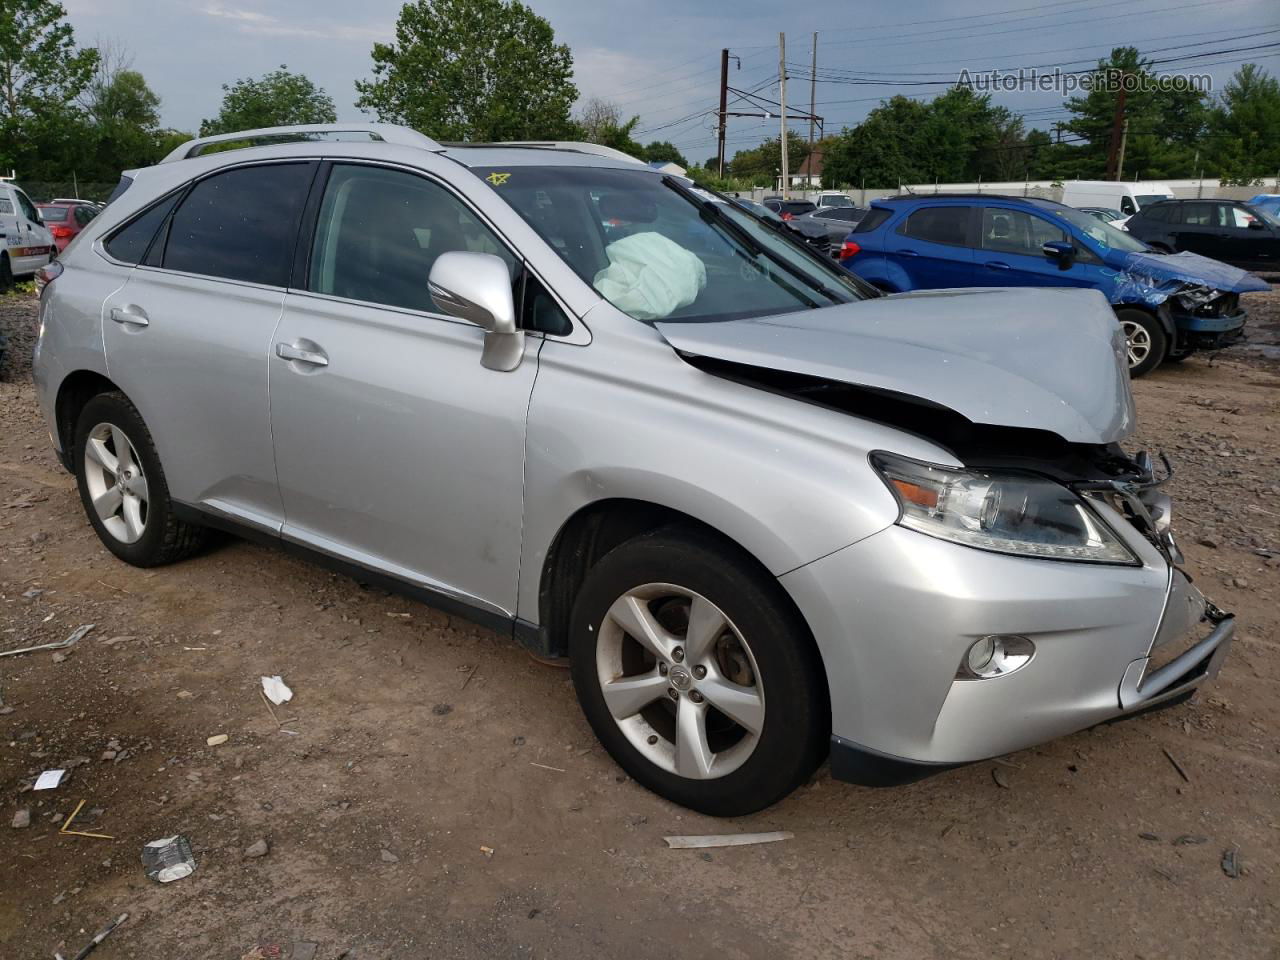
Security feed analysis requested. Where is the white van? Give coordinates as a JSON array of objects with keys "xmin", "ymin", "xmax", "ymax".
[
  {"xmin": 1062, "ymin": 181, "xmax": 1175, "ymax": 220},
  {"xmin": 1, "ymin": 180, "xmax": 55, "ymax": 290}
]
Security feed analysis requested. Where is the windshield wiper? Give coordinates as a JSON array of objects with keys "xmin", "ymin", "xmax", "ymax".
[{"xmin": 661, "ymin": 176, "xmax": 839, "ymax": 308}]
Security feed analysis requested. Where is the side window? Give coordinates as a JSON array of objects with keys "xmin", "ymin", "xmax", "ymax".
[
  {"xmin": 308, "ymin": 164, "xmax": 517, "ymax": 314},
  {"xmin": 103, "ymin": 192, "xmax": 182, "ymax": 264},
  {"xmin": 74, "ymin": 206, "xmax": 98, "ymax": 227},
  {"xmin": 1181, "ymin": 203, "xmax": 1213, "ymax": 226},
  {"xmin": 0, "ymin": 197, "xmax": 13, "ymax": 215},
  {"xmin": 163, "ymin": 163, "xmax": 313, "ymax": 286},
  {"xmin": 1142, "ymin": 205, "xmax": 1168, "ymax": 223},
  {"xmin": 899, "ymin": 206, "xmax": 972, "ymax": 246},
  {"xmin": 980, "ymin": 208, "xmax": 1066, "ymax": 255},
  {"xmin": 853, "ymin": 208, "xmax": 891, "ymax": 233},
  {"xmin": 1120, "ymin": 196, "xmax": 1136, "ymax": 215},
  {"xmin": 521, "ymin": 271, "xmax": 571, "ymax": 335},
  {"xmin": 15, "ymin": 190, "xmax": 40, "ymax": 222},
  {"xmin": 1223, "ymin": 205, "xmax": 1253, "ymax": 229}
]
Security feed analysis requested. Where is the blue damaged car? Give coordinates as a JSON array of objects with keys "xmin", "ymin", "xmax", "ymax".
[{"xmin": 839, "ymin": 194, "xmax": 1270, "ymax": 376}]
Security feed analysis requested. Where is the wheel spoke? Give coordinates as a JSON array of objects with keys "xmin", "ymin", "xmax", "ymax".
[
  {"xmin": 92, "ymin": 486, "xmax": 122, "ymax": 522},
  {"xmin": 86, "ymin": 437, "xmax": 118, "ymax": 474},
  {"xmin": 1127, "ymin": 347, "xmax": 1140, "ymax": 365},
  {"xmin": 600, "ymin": 670, "xmax": 669, "ymax": 720},
  {"xmin": 124, "ymin": 471, "xmax": 149, "ymax": 505},
  {"xmin": 607, "ymin": 593, "xmax": 676, "ymax": 660},
  {"xmin": 111, "ymin": 427, "xmax": 134, "ymax": 472},
  {"xmin": 674, "ymin": 698, "xmax": 714, "ymax": 779},
  {"xmin": 684, "ymin": 595, "xmax": 726, "ymax": 665},
  {"xmin": 699, "ymin": 676, "xmax": 765, "ymax": 735},
  {"xmin": 122, "ymin": 495, "xmax": 145, "ymax": 541}
]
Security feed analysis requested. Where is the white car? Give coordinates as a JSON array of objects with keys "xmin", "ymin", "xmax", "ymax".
[{"xmin": 1, "ymin": 181, "xmax": 54, "ymax": 289}]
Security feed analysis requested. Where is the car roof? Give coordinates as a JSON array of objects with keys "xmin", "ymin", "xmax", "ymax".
[
  {"xmin": 872, "ymin": 194, "xmax": 1069, "ymax": 211},
  {"xmin": 437, "ymin": 143, "xmax": 650, "ymax": 171}
]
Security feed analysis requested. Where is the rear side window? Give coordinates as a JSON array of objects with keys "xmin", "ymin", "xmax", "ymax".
[
  {"xmin": 853, "ymin": 208, "xmax": 892, "ymax": 233},
  {"xmin": 103, "ymin": 192, "xmax": 182, "ymax": 264},
  {"xmin": 1141, "ymin": 204, "xmax": 1171, "ymax": 223},
  {"xmin": 1181, "ymin": 203, "xmax": 1214, "ymax": 226},
  {"xmin": 74, "ymin": 206, "xmax": 98, "ymax": 227},
  {"xmin": 40, "ymin": 207, "xmax": 69, "ymax": 221},
  {"xmin": 164, "ymin": 163, "xmax": 313, "ymax": 286},
  {"xmin": 899, "ymin": 206, "xmax": 972, "ymax": 246}
]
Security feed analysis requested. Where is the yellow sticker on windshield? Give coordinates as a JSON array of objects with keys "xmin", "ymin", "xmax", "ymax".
[{"xmin": 486, "ymin": 172, "xmax": 511, "ymax": 186}]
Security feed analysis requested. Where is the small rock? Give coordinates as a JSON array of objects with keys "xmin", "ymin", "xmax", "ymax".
[
  {"xmin": 380, "ymin": 848, "xmax": 399, "ymax": 863},
  {"xmin": 176, "ymin": 690, "xmax": 193, "ymax": 699},
  {"xmin": 512, "ymin": 735, "xmax": 526, "ymax": 747},
  {"xmin": 244, "ymin": 839, "xmax": 270, "ymax": 858},
  {"xmin": 701, "ymin": 852, "xmax": 713, "ymax": 862},
  {"xmin": 1196, "ymin": 537, "xmax": 1218, "ymax": 549},
  {"xmin": 431, "ymin": 703, "xmax": 452, "ymax": 716},
  {"xmin": 0, "ymin": 705, "xmax": 14, "ymax": 715},
  {"xmin": 11, "ymin": 809, "xmax": 31, "ymax": 829},
  {"xmin": 30, "ymin": 531, "xmax": 49, "ymax": 544},
  {"xmin": 51, "ymin": 651, "xmax": 69, "ymax": 664},
  {"xmin": 261, "ymin": 801, "xmax": 274, "ymax": 812},
  {"xmin": 1231, "ymin": 577, "xmax": 1248, "ymax": 589},
  {"xmin": 206, "ymin": 734, "xmax": 228, "ymax": 747},
  {"xmin": 992, "ymin": 767, "xmax": 1010, "ymax": 789},
  {"xmin": 1173, "ymin": 834, "xmax": 1208, "ymax": 846},
  {"xmin": 101, "ymin": 750, "xmax": 117, "ymax": 761},
  {"xmin": 21, "ymin": 589, "xmax": 43, "ymax": 599},
  {"xmin": 1139, "ymin": 832, "xmax": 1160, "ymax": 842}
]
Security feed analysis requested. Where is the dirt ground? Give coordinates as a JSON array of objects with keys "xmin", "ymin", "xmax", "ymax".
[{"xmin": 1, "ymin": 287, "xmax": 1278, "ymax": 960}]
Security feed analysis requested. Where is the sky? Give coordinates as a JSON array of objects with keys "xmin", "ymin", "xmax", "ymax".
[{"xmin": 61, "ymin": 0, "xmax": 1280, "ymax": 166}]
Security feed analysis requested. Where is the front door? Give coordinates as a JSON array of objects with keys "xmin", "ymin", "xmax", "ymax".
[
  {"xmin": 5, "ymin": 187, "xmax": 53, "ymax": 275},
  {"xmin": 269, "ymin": 162, "xmax": 538, "ymax": 618},
  {"xmin": 101, "ymin": 161, "xmax": 316, "ymax": 529},
  {"xmin": 977, "ymin": 207, "xmax": 1099, "ymax": 289}
]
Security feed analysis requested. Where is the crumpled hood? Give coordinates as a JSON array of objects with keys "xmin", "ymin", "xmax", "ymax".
[
  {"xmin": 1111, "ymin": 249, "xmax": 1271, "ymax": 301},
  {"xmin": 656, "ymin": 286, "xmax": 1137, "ymax": 444}
]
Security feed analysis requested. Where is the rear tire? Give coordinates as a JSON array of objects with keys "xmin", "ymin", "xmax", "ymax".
[
  {"xmin": 0, "ymin": 254, "xmax": 12, "ymax": 293},
  {"xmin": 1115, "ymin": 308, "xmax": 1167, "ymax": 378},
  {"xmin": 569, "ymin": 528, "xmax": 827, "ymax": 816},
  {"xmin": 73, "ymin": 391, "xmax": 206, "ymax": 567}
]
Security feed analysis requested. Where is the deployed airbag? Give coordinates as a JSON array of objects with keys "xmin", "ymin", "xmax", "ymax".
[{"xmin": 593, "ymin": 232, "xmax": 707, "ymax": 320}]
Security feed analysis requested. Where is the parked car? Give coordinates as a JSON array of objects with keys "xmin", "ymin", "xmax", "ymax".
[
  {"xmin": 1247, "ymin": 194, "xmax": 1280, "ymax": 218},
  {"xmin": 732, "ymin": 197, "xmax": 831, "ymax": 257},
  {"xmin": 1079, "ymin": 206, "xmax": 1125, "ymax": 224},
  {"xmin": 1062, "ymin": 180, "xmax": 1174, "ymax": 219},
  {"xmin": 1124, "ymin": 199, "xmax": 1280, "ymax": 273},
  {"xmin": 795, "ymin": 205, "xmax": 867, "ymax": 247},
  {"xmin": 33, "ymin": 124, "xmax": 1235, "ymax": 815},
  {"xmin": 816, "ymin": 193, "xmax": 854, "ymax": 208},
  {"xmin": 840, "ymin": 194, "xmax": 1268, "ymax": 376},
  {"xmin": 761, "ymin": 196, "xmax": 817, "ymax": 220},
  {"xmin": 1, "ymin": 180, "xmax": 54, "ymax": 290},
  {"xmin": 36, "ymin": 201, "xmax": 100, "ymax": 251}
]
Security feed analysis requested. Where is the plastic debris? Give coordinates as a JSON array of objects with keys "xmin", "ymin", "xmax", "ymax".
[
  {"xmin": 0, "ymin": 623, "xmax": 94, "ymax": 659},
  {"xmin": 53, "ymin": 912, "xmax": 128, "ymax": 960},
  {"xmin": 663, "ymin": 831, "xmax": 794, "ymax": 849},
  {"xmin": 261, "ymin": 676, "xmax": 293, "ymax": 705},
  {"xmin": 142, "ymin": 835, "xmax": 196, "ymax": 882},
  {"xmin": 34, "ymin": 769, "xmax": 67, "ymax": 791},
  {"xmin": 1221, "ymin": 846, "xmax": 1242, "ymax": 879},
  {"xmin": 207, "ymin": 734, "xmax": 229, "ymax": 747}
]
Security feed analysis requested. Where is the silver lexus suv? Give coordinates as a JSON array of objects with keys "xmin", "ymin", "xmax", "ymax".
[{"xmin": 32, "ymin": 123, "xmax": 1234, "ymax": 815}]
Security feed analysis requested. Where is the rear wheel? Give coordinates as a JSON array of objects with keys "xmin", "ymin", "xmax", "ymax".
[
  {"xmin": 569, "ymin": 529, "xmax": 827, "ymax": 816},
  {"xmin": 0, "ymin": 254, "xmax": 12, "ymax": 293},
  {"xmin": 1115, "ymin": 308, "xmax": 1167, "ymax": 378}
]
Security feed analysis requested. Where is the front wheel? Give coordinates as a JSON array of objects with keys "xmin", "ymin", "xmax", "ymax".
[
  {"xmin": 1115, "ymin": 308, "xmax": 1167, "ymax": 378},
  {"xmin": 569, "ymin": 529, "xmax": 827, "ymax": 816}
]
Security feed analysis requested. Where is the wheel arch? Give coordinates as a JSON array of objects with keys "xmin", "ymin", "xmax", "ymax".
[
  {"xmin": 54, "ymin": 369, "xmax": 122, "ymax": 471},
  {"xmin": 1113, "ymin": 301, "xmax": 1175, "ymax": 339}
]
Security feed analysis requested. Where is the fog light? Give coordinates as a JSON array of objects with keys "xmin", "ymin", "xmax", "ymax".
[{"xmin": 956, "ymin": 635, "xmax": 1035, "ymax": 680}]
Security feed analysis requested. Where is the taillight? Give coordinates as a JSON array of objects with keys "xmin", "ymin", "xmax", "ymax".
[
  {"xmin": 839, "ymin": 240, "xmax": 862, "ymax": 260},
  {"xmin": 781, "ymin": 211, "xmax": 794, "ymax": 220},
  {"xmin": 49, "ymin": 225, "xmax": 72, "ymax": 238}
]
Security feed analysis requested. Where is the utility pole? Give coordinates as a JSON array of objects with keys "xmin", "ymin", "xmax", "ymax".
[
  {"xmin": 808, "ymin": 33, "xmax": 818, "ymax": 162},
  {"xmin": 1104, "ymin": 78, "xmax": 1127, "ymax": 181},
  {"xmin": 779, "ymin": 32, "xmax": 788, "ymax": 200},
  {"xmin": 717, "ymin": 48, "xmax": 729, "ymax": 179},
  {"xmin": 1116, "ymin": 116, "xmax": 1129, "ymax": 182}
]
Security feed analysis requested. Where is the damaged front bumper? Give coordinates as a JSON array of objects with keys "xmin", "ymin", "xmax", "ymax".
[{"xmin": 1167, "ymin": 302, "xmax": 1248, "ymax": 352}]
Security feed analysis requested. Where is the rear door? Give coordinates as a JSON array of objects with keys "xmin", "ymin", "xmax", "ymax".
[
  {"xmin": 888, "ymin": 204, "xmax": 976, "ymax": 289},
  {"xmin": 1171, "ymin": 202, "xmax": 1219, "ymax": 258},
  {"xmin": 101, "ymin": 161, "xmax": 316, "ymax": 530},
  {"xmin": 1218, "ymin": 204, "xmax": 1278, "ymax": 271},
  {"xmin": 6, "ymin": 187, "xmax": 53, "ymax": 276}
]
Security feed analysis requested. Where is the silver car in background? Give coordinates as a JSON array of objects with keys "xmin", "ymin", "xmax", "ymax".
[{"xmin": 32, "ymin": 124, "xmax": 1234, "ymax": 816}]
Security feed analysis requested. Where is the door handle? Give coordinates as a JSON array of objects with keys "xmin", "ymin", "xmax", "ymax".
[
  {"xmin": 275, "ymin": 342, "xmax": 329, "ymax": 367},
  {"xmin": 110, "ymin": 305, "xmax": 149, "ymax": 327},
  {"xmin": 895, "ymin": 249, "xmax": 920, "ymax": 257},
  {"xmin": 984, "ymin": 261, "xmax": 1011, "ymax": 270}
]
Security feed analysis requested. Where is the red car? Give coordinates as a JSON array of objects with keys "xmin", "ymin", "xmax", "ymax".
[{"xmin": 35, "ymin": 201, "xmax": 100, "ymax": 252}]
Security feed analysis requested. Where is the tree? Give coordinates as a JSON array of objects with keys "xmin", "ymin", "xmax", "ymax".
[
  {"xmin": 75, "ymin": 42, "xmax": 164, "ymax": 177},
  {"xmin": 0, "ymin": 0, "xmax": 98, "ymax": 178},
  {"xmin": 200, "ymin": 66, "xmax": 336, "ymax": 136},
  {"xmin": 642, "ymin": 141, "xmax": 686, "ymax": 167},
  {"xmin": 730, "ymin": 133, "xmax": 811, "ymax": 185},
  {"xmin": 356, "ymin": 0, "xmax": 577, "ymax": 142},
  {"xmin": 576, "ymin": 96, "xmax": 621, "ymax": 143},
  {"xmin": 1206, "ymin": 64, "xmax": 1280, "ymax": 184}
]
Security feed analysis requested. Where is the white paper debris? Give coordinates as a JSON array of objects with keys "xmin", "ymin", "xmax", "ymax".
[
  {"xmin": 261, "ymin": 675, "xmax": 293, "ymax": 705},
  {"xmin": 663, "ymin": 831, "xmax": 794, "ymax": 849},
  {"xmin": 206, "ymin": 734, "xmax": 228, "ymax": 746},
  {"xmin": 34, "ymin": 769, "xmax": 67, "ymax": 791}
]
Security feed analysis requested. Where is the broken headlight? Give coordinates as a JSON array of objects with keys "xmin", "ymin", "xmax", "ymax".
[{"xmin": 871, "ymin": 452, "xmax": 1139, "ymax": 565}]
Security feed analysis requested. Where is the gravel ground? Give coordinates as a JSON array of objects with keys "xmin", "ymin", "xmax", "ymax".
[{"xmin": 1, "ymin": 287, "xmax": 1278, "ymax": 959}]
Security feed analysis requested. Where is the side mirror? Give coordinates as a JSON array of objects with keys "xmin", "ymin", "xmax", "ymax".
[
  {"xmin": 428, "ymin": 251, "xmax": 524, "ymax": 372},
  {"xmin": 1247, "ymin": 218, "xmax": 1264, "ymax": 230},
  {"xmin": 1042, "ymin": 240, "xmax": 1075, "ymax": 265}
]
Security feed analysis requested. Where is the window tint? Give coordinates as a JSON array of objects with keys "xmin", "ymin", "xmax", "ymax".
[
  {"xmin": 15, "ymin": 190, "xmax": 39, "ymax": 222},
  {"xmin": 853, "ymin": 208, "xmax": 892, "ymax": 233},
  {"xmin": 164, "ymin": 163, "xmax": 313, "ymax": 286},
  {"xmin": 309, "ymin": 164, "xmax": 516, "ymax": 313},
  {"xmin": 521, "ymin": 272, "xmax": 571, "ymax": 335},
  {"xmin": 1223, "ymin": 204, "xmax": 1254, "ymax": 228},
  {"xmin": 103, "ymin": 192, "xmax": 181, "ymax": 264},
  {"xmin": 1142, "ymin": 204, "xmax": 1171, "ymax": 223},
  {"xmin": 1120, "ymin": 196, "xmax": 1136, "ymax": 215},
  {"xmin": 981, "ymin": 208, "xmax": 1066, "ymax": 255},
  {"xmin": 1181, "ymin": 202, "xmax": 1214, "ymax": 226},
  {"xmin": 900, "ymin": 206, "xmax": 972, "ymax": 246},
  {"xmin": 40, "ymin": 206, "xmax": 69, "ymax": 222},
  {"xmin": 820, "ymin": 208, "xmax": 860, "ymax": 222},
  {"xmin": 74, "ymin": 206, "xmax": 98, "ymax": 226}
]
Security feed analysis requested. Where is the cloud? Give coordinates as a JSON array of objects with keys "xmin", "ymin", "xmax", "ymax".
[{"xmin": 199, "ymin": 3, "xmax": 388, "ymax": 42}]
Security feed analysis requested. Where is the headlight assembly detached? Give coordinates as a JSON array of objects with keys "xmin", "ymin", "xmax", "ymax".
[{"xmin": 870, "ymin": 452, "xmax": 1139, "ymax": 565}]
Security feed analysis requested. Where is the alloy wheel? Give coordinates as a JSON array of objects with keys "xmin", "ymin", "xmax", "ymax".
[
  {"xmin": 595, "ymin": 583, "xmax": 765, "ymax": 780},
  {"xmin": 1120, "ymin": 319, "xmax": 1151, "ymax": 369},
  {"xmin": 82, "ymin": 422, "xmax": 149, "ymax": 544}
]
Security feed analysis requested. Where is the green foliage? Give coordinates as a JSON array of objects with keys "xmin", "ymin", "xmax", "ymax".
[
  {"xmin": 595, "ymin": 116, "xmax": 645, "ymax": 159},
  {"xmin": 356, "ymin": 0, "xmax": 577, "ymax": 141},
  {"xmin": 729, "ymin": 133, "xmax": 811, "ymax": 185},
  {"xmin": 0, "ymin": 0, "xmax": 98, "ymax": 179},
  {"xmin": 641, "ymin": 141, "xmax": 686, "ymax": 167},
  {"xmin": 200, "ymin": 66, "xmax": 336, "ymax": 137},
  {"xmin": 81, "ymin": 67, "xmax": 165, "ymax": 177},
  {"xmin": 1205, "ymin": 64, "xmax": 1280, "ymax": 185}
]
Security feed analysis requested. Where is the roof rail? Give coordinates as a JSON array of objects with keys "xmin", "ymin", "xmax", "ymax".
[
  {"xmin": 441, "ymin": 141, "xmax": 646, "ymax": 166},
  {"xmin": 160, "ymin": 123, "xmax": 444, "ymax": 163}
]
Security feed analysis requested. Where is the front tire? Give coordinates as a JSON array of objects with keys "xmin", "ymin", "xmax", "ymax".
[
  {"xmin": 569, "ymin": 529, "xmax": 827, "ymax": 816},
  {"xmin": 1115, "ymin": 308, "xmax": 1167, "ymax": 378},
  {"xmin": 73, "ymin": 391, "xmax": 205, "ymax": 566}
]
